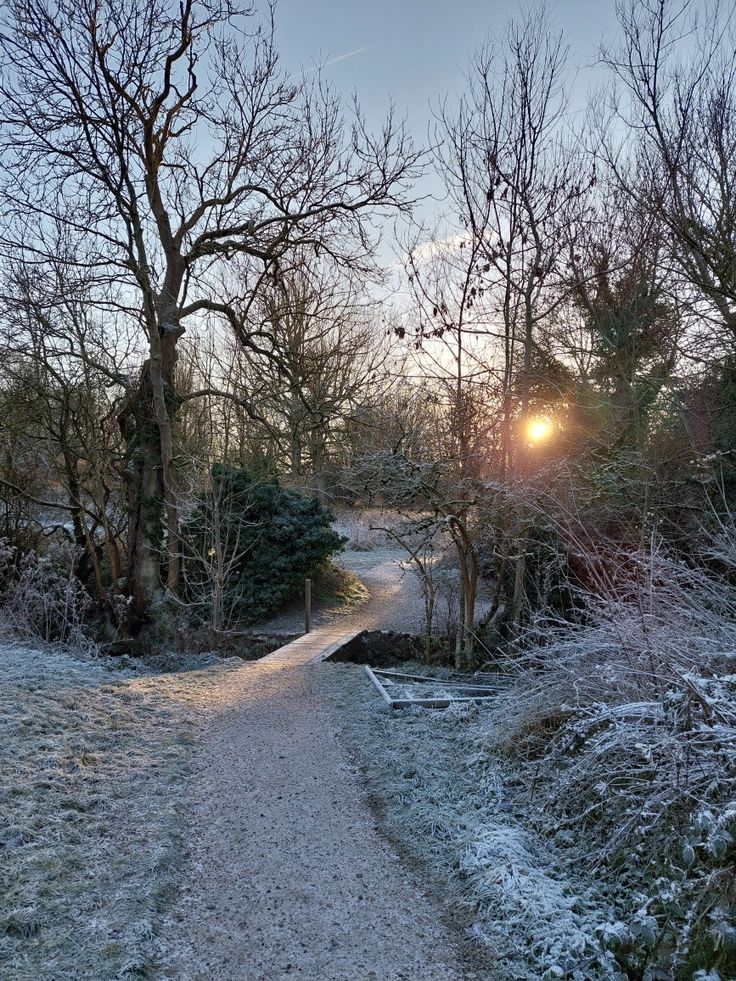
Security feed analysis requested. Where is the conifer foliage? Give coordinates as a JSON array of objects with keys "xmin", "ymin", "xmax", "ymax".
[{"xmin": 182, "ymin": 466, "xmax": 345, "ymax": 627}]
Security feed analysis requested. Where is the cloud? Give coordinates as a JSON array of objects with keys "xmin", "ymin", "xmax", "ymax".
[
  {"xmin": 323, "ymin": 47, "xmax": 366, "ymax": 68},
  {"xmin": 408, "ymin": 234, "xmax": 466, "ymax": 267}
]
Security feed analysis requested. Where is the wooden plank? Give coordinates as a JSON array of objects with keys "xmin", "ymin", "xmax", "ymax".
[
  {"xmin": 308, "ymin": 631, "xmax": 361, "ymax": 664},
  {"xmin": 390, "ymin": 695, "xmax": 497, "ymax": 709},
  {"xmin": 364, "ymin": 666, "xmax": 500, "ymax": 710},
  {"xmin": 364, "ymin": 665, "xmax": 395, "ymax": 706},
  {"xmin": 372, "ymin": 668, "xmax": 504, "ymax": 692},
  {"xmin": 262, "ymin": 628, "xmax": 361, "ymax": 666}
]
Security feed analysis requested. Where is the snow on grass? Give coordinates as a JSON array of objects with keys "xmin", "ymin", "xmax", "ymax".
[
  {"xmin": 0, "ymin": 642, "xmax": 216, "ymax": 980},
  {"xmin": 324, "ymin": 663, "xmax": 617, "ymax": 980}
]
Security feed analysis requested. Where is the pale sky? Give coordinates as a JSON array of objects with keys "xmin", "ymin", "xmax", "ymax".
[
  {"xmin": 276, "ymin": 1, "xmax": 619, "ymax": 128},
  {"xmin": 275, "ymin": 1, "xmax": 620, "ymax": 232}
]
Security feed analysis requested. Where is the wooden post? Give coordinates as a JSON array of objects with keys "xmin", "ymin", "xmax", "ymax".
[{"xmin": 305, "ymin": 577, "xmax": 312, "ymax": 633}]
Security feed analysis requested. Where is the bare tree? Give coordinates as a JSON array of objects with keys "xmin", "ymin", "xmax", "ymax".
[
  {"xmin": 0, "ymin": 265, "xmax": 129, "ymax": 602},
  {"xmin": 435, "ymin": 6, "xmax": 587, "ymax": 474},
  {"xmin": 179, "ymin": 461, "xmax": 257, "ymax": 633},
  {"xmin": 602, "ymin": 0, "xmax": 736, "ymax": 340},
  {"xmin": 248, "ymin": 258, "xmax": 383, "ymax": 493},
  {"xmin": 0, "ymin": 0, "xmax": 419, "ymax": 626},
  {"xmin": 403, "ymin": 227, "xmax": 496, "ymax": 479},
  {"xmin": 422, "ymin": 7, "xmax": 588, "ymax": 637},
  {"xmin": 351, "ymin": 450, "xmax": 481, "ymax": 665}
]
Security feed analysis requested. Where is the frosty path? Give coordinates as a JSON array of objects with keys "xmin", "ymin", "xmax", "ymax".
[{"xmin": 159, "ymin": 556, "xmax": 475, "ymax": 980}]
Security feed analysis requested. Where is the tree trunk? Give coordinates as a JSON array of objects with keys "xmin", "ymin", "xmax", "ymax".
[
  {"xmin": 464, "ymin": 550, "xmax": 478, "ymax": 656},
  {"xmin": 118, "ymin": 318, "xmax": 182, "ymax": 630},
  {"xmin": 120, "ymin": 370, "xmax": 163, "ymax": 628},
  {"xmin": 511, "ymin": 537, "xmax": 527, "ymax": 639},
  {"xmin": 424, "ymin": 588, "xmax": 435, "ymax": 661},
  {"xmin": 455, "ymin": 565, "xmax": 466, "ymax": 669},
  {"xmin": 149, "ymin": 322, "xmax": 180, "ymax": 593}
]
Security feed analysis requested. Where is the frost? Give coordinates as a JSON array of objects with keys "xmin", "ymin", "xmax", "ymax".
[
  {"xmin": 327, "ymin": 664, "xmax": 615, "ymax": 980},
  {"xmin": 0, "ymin": 540, "xmax": 96, "ymax": 650},
  {"xmin": 476, "ymin": 549, "xmax": 736, "ymax": 977},
  {"xmin": 0, "ymin": 641, "xmax": 215, "ymax": 979},
  {"xmin": 329, "ymin": 547, "xmax": 736, "ymax": 978}
]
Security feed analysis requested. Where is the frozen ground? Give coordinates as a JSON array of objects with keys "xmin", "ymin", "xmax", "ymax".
[
  {"xmin": 323, "ymin": 663, "xmax": 617, "ymax": 980},
  {"xmin": 0, "ymin": 634, "xmax": 605, "ymax": 981},
  {"xmin": 257, "ymin": 545, "xmax": 429, "ymax": 637},
  {"xmin": 0, "ymin": 643, "xmax": 220, "ymax": 979},
  {"xmin": 1, "ymin": 539, "xmax": 555, "ymax": 981},
  {"xmin": 260, "ymin": 527, "xmax": 491, "ymax": 641}
]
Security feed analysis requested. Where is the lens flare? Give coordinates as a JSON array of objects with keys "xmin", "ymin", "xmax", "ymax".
[{"xmin": 527, "ymin": 417, "xmax": 553, "ymax": 443}]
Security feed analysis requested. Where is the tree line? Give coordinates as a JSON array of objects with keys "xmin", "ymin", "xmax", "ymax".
[{"xmin": 0, "ymin": 0, "xmax": 734, "ymax": 643}]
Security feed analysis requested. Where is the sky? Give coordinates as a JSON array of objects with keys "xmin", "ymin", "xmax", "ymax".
[
  {"xmin": 274, "ymin": 0, "xmax": 621, "ymax": 239},
  {"xmin": 276, "ymin": 0, "xmax": 620, "ymax": 136},
  {"xmin": 267, "ymin": 1, "xmax": 628, "ymax": 360}
]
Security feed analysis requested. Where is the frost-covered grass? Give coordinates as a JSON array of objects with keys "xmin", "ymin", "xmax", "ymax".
[
  {"xmin": 326, "ymin": 664, "xmax": 614, "ymax": 980},
  {"xmin": 313, "ymin": 561, "xmax": 370, "ymax": 609},
  {"xmin": 327, "ymin": 548, "xmax": 736, "ymax": 980},
  {"xmin": 487, "ymin": 553, "xmax": 736, "ymax": 980},
  {"xmin": 0, "ymin": 541, "xmax": 96, "ymax": 650},
  {"xmin": 0, "ymin": 642, "xmax": 213, "ymax": 980}
]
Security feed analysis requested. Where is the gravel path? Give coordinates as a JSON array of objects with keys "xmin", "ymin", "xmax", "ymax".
[
  {"xmin": 257, "ymin": 546, "xmax": 428, "ymax": 637},
  {"xmin": 159, "ymin": 549, "xmax": 485, "ymax": 980}
]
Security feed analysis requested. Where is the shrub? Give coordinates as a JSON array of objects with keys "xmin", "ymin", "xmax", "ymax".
[
  {"xmin": 181, "ymin": 465, "xmax": 346, "ymax": 626},
  {"xmin": 0, "ymin": 539, "xmax": 95, "ymax": 648},
  {"xmin": 489, "ymin": 544, "xmax": 736, "ymax": 979}
]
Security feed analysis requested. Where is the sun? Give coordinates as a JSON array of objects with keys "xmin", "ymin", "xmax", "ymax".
[{"xmin": 527, "ymin": 417, "xmax": 553, "ymax": 443}]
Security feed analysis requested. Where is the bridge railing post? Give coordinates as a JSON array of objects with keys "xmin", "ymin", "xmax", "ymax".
[{"xmin": 305, "ymin": 578, "xmax": 312, "ymax": 633}]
